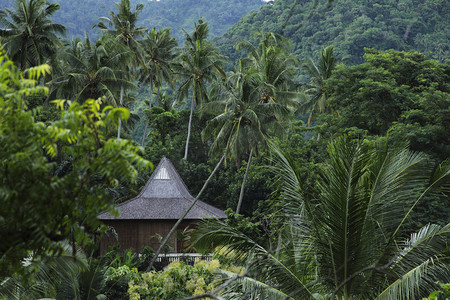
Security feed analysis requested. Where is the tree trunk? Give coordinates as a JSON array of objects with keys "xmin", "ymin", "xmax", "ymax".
[
  {"xmin": 236, "ymin": 147, "xmax": 254, "ymax": 215},
  {"xmin": 184, "ymin": 96, "xmax": 195, "ymax": 160},
  {"xmin": 156, "ymin": 85, "xmax": 161, "ymax": 106},
  {"xmin": 117, "ymin": 85, "xmax": 124, "ymax": 139},
  {"xmin": 146, "ymin": 154, "xmax": 226, "ymax": 271},
  {"xmin": 141, "ymin": 78, "xmax": 153, "ymax": 147}
]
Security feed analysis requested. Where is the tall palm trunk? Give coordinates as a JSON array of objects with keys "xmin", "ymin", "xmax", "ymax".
[
  {"xmin": 184, "ymin": 95, "xmax": 195, "ymax": 160},
  {"xmin": 156, "ymin": 85, "xmax": 160, "ymax": 106},
  {"xmin": 117, "ymin": 85, "xmax": 124, "ymax": 139},
  {"xmin": 236, "ymin": 146, "xmax": 254, "ymax": 214},
  {"xmin": 146, "ymin": 154, "xmax": 226, "ymax": 271},
  {"xmin": 141, "ymin": 77, "xmax": 153, "ymax": 147}
]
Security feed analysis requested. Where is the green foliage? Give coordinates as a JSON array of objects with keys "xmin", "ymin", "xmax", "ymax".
[
  {"xmin": 220, "ymin": 209, "xmax": 266, "ymax": 247},
  {"xmin": 143, "ymin": 106, "xmax": 208, "ymax": 163},
  {"xmin": 301, "ymin": 45, "xmax": 341, "ymax": 125},
  {"xmin": 204, "ymin": 32, "xmax": 297, "ymax": 161},
  {"xmin": 139, "ymin": 27, "xmax": 178, "ymax": 95},
  {"xmin": 0, "ymin": 241, "xmax": 88, "ymax": 299},
  {"xmin": 326, "ymin": 49, "xmax": 450, "ymax": 160},
  {"xmin": 128, "ymin": 260, "xmax": 224, "ymax": 299},
  {"xmin": 294, "ymin": 49, "xmax": 450, "ymax": 231},
  {"xmin": 193, "ymin": 137, "xmax": 450, "ymax": 299},
  {"xmin": 96, "ymin": 0, "xmax": 146, "ymax": 49},
  {"xmin": 104, "ymin": 245, "xmax": 154, "ymax": 271},
  {"xmin": 303, "ymin": 49, "xmax": 449, "ymax": 232},
  {"xmin": 138, "ymin": 26, "xmax": 178, "ymax": 145},
  {"xmin": 220, "ymin": 157, "xmax": 274, "ymax": 214},
  {"xmin": 1, "ymin": 2, "xmax": 448, "ymax": 297},
  {"xmin": 0, "ymin": 242, "xmax": 135, "ymax": 300},
  {"xmin": 202, "ymin": 31, "xmax": 299, "ymax": 213},
  {"xmin": 0, "ymin": 50, "xmax": 151, "ymax": 279},
  {"xmin": 174, "ymin": 18, "xmax": 227, "ymax": 160},
  {"xmin": 49, "ymin": 34, "xmax": 136, "ymax": 106},
  {"xmin": 216, "ymin": 0, "xmax": 449, "ymax": 65},
  {"xmin": 0, "ymin": 0, "xmax": 66, "ymax": 69},
  {"xmin": 105, "ymin": 265, "xmax": 141, "ymax": 300},
  {"xmin": 3, "ymin": 0, "xmax": 265, "ymax": 43},
  {"xmin": 422, "ymin": 282, "xmax": 450, "ymax": 300},
  {"xmin": 142, "ymin": 102, "xmax": 281, "ymax": 215},
  {"xmin": 137, "ymin": 0, "xmax": 264, "ymax": 42}
]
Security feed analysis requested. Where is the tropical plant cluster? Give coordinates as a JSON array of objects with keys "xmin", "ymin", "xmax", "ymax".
[
  {"xmin": 128, "ymin": 260, "xmax": 238, "ymax": 299},
  {"xmin": 0, "ymin": 0, "xmax": 449, "ymax": 299}
]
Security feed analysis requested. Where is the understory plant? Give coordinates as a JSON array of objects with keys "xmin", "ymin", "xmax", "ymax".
[{"xmin": 128, "ymin": 259, "xmax": 234, "ymax": 299}]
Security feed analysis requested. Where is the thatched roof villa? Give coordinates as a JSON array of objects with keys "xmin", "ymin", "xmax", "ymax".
[{"xmin": 98, "ymin": 157, "xmax": 225, "ymax": 254}]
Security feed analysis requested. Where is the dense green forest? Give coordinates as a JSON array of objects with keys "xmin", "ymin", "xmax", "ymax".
[
  {"xmin": 3, "ymin": 0, "xmax": 266, "ymax": 41},
  {"xmin": 216, "ymin": 0, "xmax": 449, "ymax": 66},
  {"xmin": 0, "ymin": 0, "xmax": 449, "ymax": 299}
]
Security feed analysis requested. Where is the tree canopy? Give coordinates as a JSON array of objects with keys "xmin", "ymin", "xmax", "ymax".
[
  {"xmin": 0, "ymin": 0, "xmax": 66, "ymax": 69},
  {"xmin": 0, "ymin": 49, "xmax": 150, "ymax": 278}
]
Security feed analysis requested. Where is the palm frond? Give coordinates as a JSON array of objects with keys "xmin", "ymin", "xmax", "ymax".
[
  {"xmin": 193, "ymin": 219, "xmax": 317, "ymax": 298},
  {"xmin": 375, "ymin": 256, "xmax": 449, "ymax": 300},
  {"xmin": 217, "ymin": 269, "xmax": 294, "ymax": 300}
]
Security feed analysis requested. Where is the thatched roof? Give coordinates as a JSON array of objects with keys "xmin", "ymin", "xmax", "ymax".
[{"xmin": 98, "ymin": 157, "xmax": 226, "ymax": 220}]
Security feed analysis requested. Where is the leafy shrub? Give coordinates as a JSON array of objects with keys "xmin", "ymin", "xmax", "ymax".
[
  {"xmin": 128, "ymin": 260, "xmax": 224, "ymax": 299},
  {"xmin": 104, "ymin": 265, "xmax": 141, "ymax": 300},
  {"xmin": 422, "ymin": 282, "xmax": 450, "ymax": 300},
  {"xmin": 104, "ymin": 245, "xmax": 154, "ymax": 271}
]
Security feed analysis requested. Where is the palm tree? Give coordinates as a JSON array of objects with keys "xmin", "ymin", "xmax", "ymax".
[
  {"xmin": 55, "ymin": 256, "xmax": 110, "ymax": 300},
  {"xmin": 49, "ymin": 35, "xmax": 134, "ymax": 106},
  {"xmin": 0, "ymin": 241, "xmax": 87, "ymax": 299},
  {"xmin": 301, "ymin": 45, "xmax": 341, "ymax": 126},
  {"xmin": 236, "ymin": 31, "xmax": 299, "ymax": 106},
  {"xmin": 193, "ymin": 137, "xmax": 450, "ymax": 299},
  {"xmin": 203, "ymin": 63, "xmax": 291, "ymax": 214},
  {"xmin": 0, "ymin": 0, "xmax": 66, "ymax": 69},
  {"xmin": 174, "ymin": 18, "xmax": 226, "ymax": 161},
  {"xmin": 96, "ymin": 0, "xmax": 146, "ymax": 55},
  {"xmin": 139, "ymin": 27, "xmax": 177, "ymax": 146},
  {"xmin": 0, "ymin": 242, "xmax": 118, "ymax": 300},
  {"xmin": 205, "ymin": 32, "xmax": 297, "ymax": 214},
  {"xmin": 96, "ymin": 0, "xmax": 146, "ymax": 138}
]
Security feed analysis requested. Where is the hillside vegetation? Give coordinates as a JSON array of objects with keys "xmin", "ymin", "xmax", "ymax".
[
  {"xmin": 3, "ymin": 0, "xmax": 265, "ymax": 41},
  {"xmin": 215, "ymin": 0, "xmax": 449, "ymax": 64}
]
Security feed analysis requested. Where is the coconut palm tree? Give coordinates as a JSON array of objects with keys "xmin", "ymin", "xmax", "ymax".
[
  {"xmin": 96, "ymin": 0, "xmax": 146, "ymax": 138},
  {"xmin": 205, "ymin": 32, "xmax": 297, "ymax": 214},
  {"xmin": 139, "ymin": 27, "xmax": 177, "ymax": 146},
  {"xmin": 49, "ymin": 35, "xmax": 134, "ymax": 106},
  {"xmin": 203, "ymin": 62, "xmax": 291, "ymax": 214},
  {"xmin": 193, "ymin": 137, "xmax": 450, "ymax": 299},
  {"xmin": 301, "ymin": 45, "xmax": 341, "ymax": 126},
  {"xmin": 96, "ymin": 0, "xmax": 146, "ymax": 56},
  {"xmin": 236, "ymin": 31, "xmax": 299, "ymax": 106},
  {"xmin": 174, "ymin": 18, "xmax": 226, "ymax": 161},
  {"xmin": 0, "ymin": 0, "xmax": 66, "ymax": 70}
]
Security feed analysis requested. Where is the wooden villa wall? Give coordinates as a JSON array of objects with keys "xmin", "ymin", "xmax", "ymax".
[{"xmin": 100, "ymin": 220, "xmax": 193, "ymax": 254}]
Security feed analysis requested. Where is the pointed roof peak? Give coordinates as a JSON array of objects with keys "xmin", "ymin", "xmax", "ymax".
[
  {"xmin": 98, "ymin": 157, "xmax": 226, "ymax": 220},
  {"xmin": 136, "ymin": 156, "xmax": 193, "ymax": 199}
]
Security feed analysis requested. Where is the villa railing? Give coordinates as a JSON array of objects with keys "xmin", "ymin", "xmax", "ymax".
[{"xmin": 154, "ymin": 253, "xmax": 213, "ymax": 264}]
